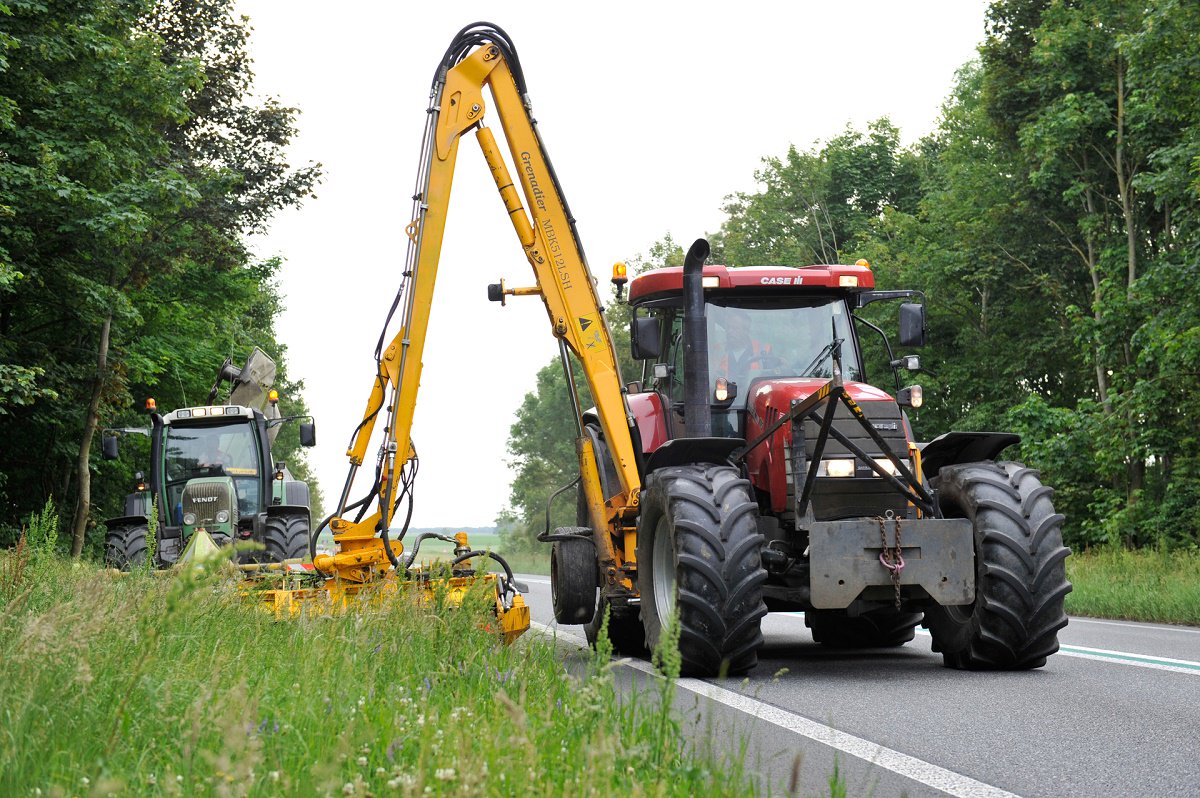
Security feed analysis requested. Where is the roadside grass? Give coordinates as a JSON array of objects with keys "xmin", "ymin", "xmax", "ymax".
[
  {"xmin": 1066, "ymin": 547, "xmax": 1200, "ymax": 626},
  {"xmin": 0, "ymin": 549, "xmax": 754, "ymax": 797}
]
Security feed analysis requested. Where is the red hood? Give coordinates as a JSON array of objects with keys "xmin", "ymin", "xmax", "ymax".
[
  {"xmin": 743, "ymin": 378, "xmax": 902, "ymax": 515},
  {"xmin": 747, "ymin": 378, "xmax": 896, "ymax": 411}
]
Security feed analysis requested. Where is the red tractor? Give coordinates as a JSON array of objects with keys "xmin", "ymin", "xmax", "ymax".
[{"xmin": 549, "ymin": 239, "xmax": 1071, "ymax": 675}]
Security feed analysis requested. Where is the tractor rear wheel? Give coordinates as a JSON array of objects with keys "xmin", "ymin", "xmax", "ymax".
[
  {"xmin": 805, "ymin": 608, "xmax": 922, "ymax": 648},
  {"xmin": 637, "ymin": 464, "xmax": 767, "ymax": 677},
  {"xmin": 105, "ymin": 523, "xmax": 149, "ymax": 570},
  {"xmin": 263, "ymin": 512, "xmax": 310, "ymax": 563},
  {"xmin": 924, "ymin": 461, "xmax": 1071, "ymax": 669},
  {"xmin": 550, "ymin": 529, "xmax": 597, "ymax": 624}
]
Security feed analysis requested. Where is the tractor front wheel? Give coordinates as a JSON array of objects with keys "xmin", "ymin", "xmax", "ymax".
[
  {"xmin": 637, "ymin": 464, "xmax": 767, "ymax": 677},
  {"xmin": 105, "ymin": 523, "xmax": 149, "ymax": 570},
  {"xmin": 263, "ymin": 512, "xmax": 310, "ymax": 563},
  {"xmin": 924, "ymin": 461, "xmax": 1071, "ymax": 669}
]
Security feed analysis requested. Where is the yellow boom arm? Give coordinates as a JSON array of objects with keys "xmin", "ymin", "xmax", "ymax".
[{"xmin": 321, "ymin": 24, "xmax": 640, "ymax": 580}]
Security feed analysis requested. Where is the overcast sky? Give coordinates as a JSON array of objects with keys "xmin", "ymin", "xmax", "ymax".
[{"xmin": 234, "ymin": 1, "xmax": 991, "ymax": 528}]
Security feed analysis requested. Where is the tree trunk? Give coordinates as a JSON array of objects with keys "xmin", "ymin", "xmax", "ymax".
[
  {"xmin": 1082, "ymin": 180, "xmax": 1112, "ymax": 415},
  {"xmin": 1113, "ymin": 56, "xmax": 1146, "ymax": 508},
  {"xmin": 70, "ymin": 313, "xmax": 112, "ymax": 557},
  {"xmin": 1114, "ymin": 57, "xmax": 1137, "ymax": 291}
]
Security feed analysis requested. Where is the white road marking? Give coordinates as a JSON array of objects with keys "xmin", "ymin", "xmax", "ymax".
[
  {"xmin": 1067, "ymin": 616, "xmax": 1200, "ymax": 635},
  {"xmin": 531, "ymin": 621, "xmax": 1020, "ymax": 798}
]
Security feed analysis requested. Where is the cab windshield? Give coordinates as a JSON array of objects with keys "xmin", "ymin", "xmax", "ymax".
[
  {"xmin": 705, "ymin": 297, "xmax": 861, "ymax": 403},
  {"xmin": 163, "ymin": 421, "xmax": 260, "ymax": 521}
]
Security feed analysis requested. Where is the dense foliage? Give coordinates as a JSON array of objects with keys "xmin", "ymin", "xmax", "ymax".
[
  {"xmin": 503, "ymin": 0, "xmax": 1200, "ymax": 552},
  {"xmin": 0, "ymin": 0, "xmax": 321, "ymax": 554}
]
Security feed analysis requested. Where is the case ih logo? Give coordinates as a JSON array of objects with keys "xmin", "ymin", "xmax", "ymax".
[{"xmin": 760, "ymin": 276, "xmax": 803, "ymax": 285}]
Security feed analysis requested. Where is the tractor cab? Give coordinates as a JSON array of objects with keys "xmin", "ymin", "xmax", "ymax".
[
  {"xmin": 640, "ymin": 290, "xmax": 866, "ymax": 439},
  {"xmin": 160, "ymin": 406, "xmax": 268, "ymax": 544}
]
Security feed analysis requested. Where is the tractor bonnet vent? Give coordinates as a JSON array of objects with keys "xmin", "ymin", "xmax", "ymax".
[{"xmin": 182, "ymin": 481, "xmax": 236, "ymax": 526}]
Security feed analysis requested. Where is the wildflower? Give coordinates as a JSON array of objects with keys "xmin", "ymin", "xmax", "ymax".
[
  {"xmin": 376, "ymin": 767, "xmax": 387, "ymax": 777},
  {"xmin": 435, "ymin": 768, "xmax": 456, "ymax": 781},
  {"xmin": 342, "ymin": 782, "xmax": 355, "ymax": 796},
  {"xmin": 269, "ymin": 771, "xmax": 281, "ymax": 782},
  {"xmin": 147, "ymin": 774, "xmax": 157, "ymax": 786},
  {"xmin": 357, "ymin": 756, "xmax": 368, "ymax": 767}
]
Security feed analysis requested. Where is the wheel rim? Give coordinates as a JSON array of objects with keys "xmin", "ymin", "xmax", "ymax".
[{"xmin": 651, "ymin": 515, "xmax": 675, "ymax": 620}]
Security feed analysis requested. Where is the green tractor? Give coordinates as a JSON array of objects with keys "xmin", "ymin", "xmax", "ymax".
[{"xmin": 102, "ymin": 349, "xmax": 317, "ymax": 569}]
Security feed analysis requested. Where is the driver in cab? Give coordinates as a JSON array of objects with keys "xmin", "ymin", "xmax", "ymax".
[{"xmin": 715, "ymin": 309, "xmax": 773, "ymax": 393}]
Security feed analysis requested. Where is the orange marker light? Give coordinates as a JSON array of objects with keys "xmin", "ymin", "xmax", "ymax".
[
  {"xmin": 145, "ymin": 398, "xmax": 156, "ymax": 411},
  {"xmin": 612, "ymin": 262, "xmax": 628, "ymax": 285},
  {"xmin": 268, "ymin": 389, "xmax": 279, "ymax": 404},
  {"xmin": 855, "ymin": 258, "xmax": 871, "ymax": 269}
]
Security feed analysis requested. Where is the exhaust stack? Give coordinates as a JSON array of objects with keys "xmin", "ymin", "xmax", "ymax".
[{"xmin": 682, "ymin": 238, "xmax": 711, "ymax": 438}]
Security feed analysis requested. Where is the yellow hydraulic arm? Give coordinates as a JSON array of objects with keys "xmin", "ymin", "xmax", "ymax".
[{"xmin": 319, "ymin": 23, "xmax": 641, "ymax": 581}]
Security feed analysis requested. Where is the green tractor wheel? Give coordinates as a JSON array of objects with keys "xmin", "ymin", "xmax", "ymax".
[
  {"xmin": 105, "ymin": 523, "xmax": 149, "ymax": 570},
  {"xmin": 263, "ymin": 512, "xmax": 310, "ymax": 563}
]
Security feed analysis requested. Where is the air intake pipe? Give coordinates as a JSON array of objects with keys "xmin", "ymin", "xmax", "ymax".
[{"xmin": 682, "ymin": 238, "xmax": 711, "ymax": 438}]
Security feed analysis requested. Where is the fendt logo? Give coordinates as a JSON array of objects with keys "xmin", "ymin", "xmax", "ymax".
[{"xmin": 191, "ymin": 496, "xmax": 220, "ymax": 503}]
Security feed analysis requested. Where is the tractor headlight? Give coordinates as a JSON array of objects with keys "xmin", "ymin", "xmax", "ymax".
[
  {"xmin": 183, "ymin": 512, "xmax": 197, "ymax": 525},
  {"xmin": 873, "ymin": 458, "xmax": 901, "ymax": 476},
  {"xmin": 820, "ymin": 459, "xmax": 856, "ymax": 478},
  {"xmin": 215, "ymin": 510, "xmax": 230, "ymax": 524}
]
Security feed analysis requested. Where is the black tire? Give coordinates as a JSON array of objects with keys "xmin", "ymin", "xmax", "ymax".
[
  {"xmin": 583, "ymin": 594, "xmax": 650, "ymax": 655},
  {"xmin": 924, "ymin": 461, "xmax": 1071, "ymax": 670},
  {"xmin": 105, "ymin": 523, "xmax": 149, "ymax": 570},
  {"xmin": 551, "ymin": 529, "xmax": 597, "ymax": 624},
  {"xmin": 576, "ymin": 480, "xmax": 648, "ymax": 655},
  {"xmin": 806, "ymin": 608, "xmax": 923, "ymax": 648},
  {"xmin": 637, "ymin": 464, "xmax": 767, "ymax": 677},
  {"xmin": 263, "ymin": 512, "xmax": 310, "ymax": 563}
]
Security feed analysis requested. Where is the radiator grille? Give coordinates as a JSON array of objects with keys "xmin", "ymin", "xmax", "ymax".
[
  {"xmin": 793, "ymin": 400, "xmax": 912, "ymax": 521},
  {"xmin": 182, "ymin": 481, "xmax": 235, "ymax": 526}
]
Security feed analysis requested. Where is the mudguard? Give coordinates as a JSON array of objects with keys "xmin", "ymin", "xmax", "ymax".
[{"xmin": 918, "ymin": 432, "xmax": 1020, "ymax": 479}]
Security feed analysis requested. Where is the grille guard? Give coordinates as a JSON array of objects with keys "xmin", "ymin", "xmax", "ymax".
[{"xmin": 733, "ymin": 357, "xmax": 937, "ymax": 520}]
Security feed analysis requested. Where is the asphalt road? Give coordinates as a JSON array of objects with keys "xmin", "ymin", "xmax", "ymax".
[{"xmin": 516, "ymin": 576, "xmax": 1200, "ymax": 798}]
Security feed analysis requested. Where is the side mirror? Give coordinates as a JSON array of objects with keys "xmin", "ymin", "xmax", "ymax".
[
  {"xmin": 631, "ymin": 315, "xmax": 661, "ymax": 360},
  {"xmin": 299, "ymin": 422, "xmax": 317, "ymax": 447},
  {"xmin": 899, "ymin": 303, "xmax": 926, "ymax": 348},
  {"xmin": 101, "ymin": 435, "xmax": 119, "ymax": 461}
]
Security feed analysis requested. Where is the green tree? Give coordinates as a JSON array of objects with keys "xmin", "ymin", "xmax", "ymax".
[{"xmin": 0, "ymin": 1, "xmax": 321, "ymax": 552}]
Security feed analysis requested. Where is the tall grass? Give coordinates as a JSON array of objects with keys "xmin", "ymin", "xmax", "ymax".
[
  {"xmin": 0, "ymin": 554, "xmax": 754, "ymax": 797},
  {"xmin": 1066, "ymin": 547, "xmax": 1200, "ymax": 625}
]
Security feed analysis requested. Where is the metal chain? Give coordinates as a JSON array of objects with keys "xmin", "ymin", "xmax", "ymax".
[{"xmin": 877, "ymin": 516, "xmax": 905, "ymax": 610}]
